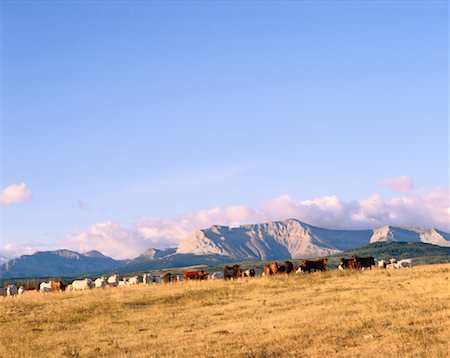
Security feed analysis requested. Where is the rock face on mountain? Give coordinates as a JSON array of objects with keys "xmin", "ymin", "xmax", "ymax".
[
  {"xmin": 176, "ymin": 219, "xmax": 450, "ymax": 260},
  {"xmin": 0, "ymin": 249, "xmax": 127, "ymax": 278}
]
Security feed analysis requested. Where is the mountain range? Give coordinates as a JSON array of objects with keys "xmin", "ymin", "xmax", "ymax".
[
  {"xmin": 176, "ymin": 219, "xmax": 450, "ymax": 260},
  {"xmin": 1, "ymin": 219, "xmax": 449, "ymax": 278}
]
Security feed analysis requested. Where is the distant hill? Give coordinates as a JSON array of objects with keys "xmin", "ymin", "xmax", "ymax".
[
  {"xmin": 0, "ymin": 249, "xmax": 128, "ymax": 279},
  {"xmin": 116, "ymin": 254, "xmax": 235, "ymax": 275}
]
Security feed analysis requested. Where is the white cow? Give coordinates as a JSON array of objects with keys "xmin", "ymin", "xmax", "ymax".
[
  {"xmin": 118, "ymin": 280, "xmax": 126, "ymax": 286},
  {"xmin": 210, "ymin": 271, "xmax": 224, "ymax": 280},
  {"xmin": 94, "ymin": 277, "xmax": 107, "ymax": 288},
  {"xmin": 7, "ymin": 284, "xmax": 18, "ymax": 296},
  {"xmin": 396, "ymin": 258, "xmax": 412, "ymax": 268},
  {"xmin": 72, "ymin": 278, "xmax": 92, "ymax": 291},
  {"xmin": 107, "ymin": 274, "xmax": 119, "ymax": 287},
  {"xmin": 18, "ymin": 286, "xmax": 26, "ymax": 295},
  {"xmin": 377, "ymin": 259, "xmax": 387, "ymax": 269},
  {"xmin": 40, "ymin": 281, "xmax": 53, "ymax": 293},
  {"xmin": 125, "ymin": 276, "xmax": 139, "ymax": 285}
]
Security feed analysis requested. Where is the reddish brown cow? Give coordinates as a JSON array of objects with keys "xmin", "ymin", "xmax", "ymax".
[
  {"xmin": 183, "ymin": 271, "xmax": 208, "ymax": 280},
  {"xmin": 269, "ymin": 262, "xmax": 279, "ymax": 275},
  {"xmin": 299, "ymin": 258, "xmax": 328, "ymax": 273},
  {"xmin": 263, "ymin": 265, "xmax": 272, "ymax": 276}
]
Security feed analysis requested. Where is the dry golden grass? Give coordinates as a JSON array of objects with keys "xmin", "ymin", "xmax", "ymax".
[{"xmin": 0, "ymin": 264, "xmax": 449, "ymax": 358}]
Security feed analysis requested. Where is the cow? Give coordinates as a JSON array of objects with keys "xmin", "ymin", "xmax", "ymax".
[
  {"xmin": 375, "ymin": 259, "xmax": 387, "ymax": 269},
  {"xmin": 263, "ymin": 265, "xmax": 272, "ymax": 276},
  {"xmin": 71, "ymin": 278, "xmax": 92, "ymax": 291},
  {"xmin": 299, "ymin": 258, "xmax": 328, "ymax": 273},
  {"xmin": 124, "ymin": 276, "xmax": 139, "ymax": 285},
  {"xmin": 18, "ymin": 286, "xmax": 25, "ymax": 295},
  {"xmin": 353, "ymin": 255, "xmax": 375, "ymax": 270},
  {"xmin": 40, "ymin": 281, "xmax": 53, "ymax": 293},
  {"xmin": 66, "ymin": 284, "xmax": 73, "ymax": 292},
  {"xmin": 183, "ymin": 271, "xmax": 208, "ymax": 280},
  {"xmin": 94, "ymin": 277, "xmax": 107, "ymax": 288},
  {"xmin": 397, "ymin": 258, "xmax": 412, "ymax": 268},
  {"xmin": 338, "ymin": 258, "xmax": 356, "ymax": 270},
  {"xmin": 162, "ymin": 273, "xmax": 172, "ymax": 283},
  {"xmin": 284, "ymin": 261, "xmax": 294, "ymax": 274},
  {"xmin": 210, "ymin": 271, "xmax": 224, "ymax": 280},
  {"xmin": 269, "ymin": 262, "xmax": 279, "ymax": 275},
  {"xmin": 51, "ymin": 281, "xmax": 65, "ymax": 292},
  {"xmin": 107, "ymin": 274, "xmax": 119, "ymax": 287},
  {"xmin": 242, "ymin": 269, "xmax": 256, "ymax": 277},
  {"xmin": 6, "ymin": 284, "xmax": 18, "ymax": 296},
  {"xmin": 143, "ymin": 273, "xmax": 153, "ymax": 285},
  {"xmin": 224, "ymin": 265, "xmax": 242, "ymax": 280}
]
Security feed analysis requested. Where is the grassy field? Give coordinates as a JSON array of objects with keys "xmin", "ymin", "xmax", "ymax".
[{"xmin": 1, "ymin": 264, "xmax": 448, "ymax": 358}]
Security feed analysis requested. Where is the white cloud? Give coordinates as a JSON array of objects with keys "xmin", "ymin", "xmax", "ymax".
[
  {"xmin": 379, "ymin": 176, "xmax": 414, "ymax": 193},
  {"xmin": 0, "ymin": 182, "xmax": 32, "ymax": 205},
  {"xmin": 64, "ymin": 221, "xmax": 145, "ymax": 260},
  {"xmin": 5, "ymin": 183, "xmax": 449, "ymax": 259}
]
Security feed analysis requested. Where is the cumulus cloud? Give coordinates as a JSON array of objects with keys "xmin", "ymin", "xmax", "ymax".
[
  {"xmin": 9, "ymin": 183, "xmax": 449, "ymax": 260},
  {"xmin": 0, "ymin": 182, "xmax": 32, "ymax": 205},
  {"xmin": 379, "ymin": 176, "xmax": 414, "ymax": 193},
  {"xmin": 1, "ymin": 241, "xmax": 50, "ymax": 259},
  {"xmin": 64, "ymin": 221, "xmax": 146, "ymax": 260}
]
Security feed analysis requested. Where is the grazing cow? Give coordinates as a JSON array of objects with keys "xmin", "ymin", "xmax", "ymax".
[
  {"xmin": 71, "ymin": 279, "xmax": 92, "ymax": 291},
  {"xmin": 396, "ymin": 258, "xmax": 412, "ymax": 268},
  {"xmin": 183, "ymin": 271, "xmax": 208, "ymax": 280},
  {"xmin": 242, "ymin": 269, "xmax": 256, "ymax": 277},
  {"xmin": 263, "ymin": 265, "xmax": 272, "ymax": 276},
  {"xmin": 210, "ymin": 271, "xmax": 224, "ymax": 280},
  {"xmin": 94, "ymin": 277, "xmax": 107, "ymax": 288},
  {"xmin": 40, "ymin": 281, "xmax": 53, "ymax": 293},
  {"xmin": 7, "ymin": 284, "xmax": 18, "ymax": 296},
  {"xmin": 18, "ymin": 286, "xmax": 25, "ymax": 295},
  {"xmin": 107, "ymin": 274, "xmax": 119, "ymax": 287},
  {"xmin": 299, "ymin": 258, "xmax": 328, "ymax": 273},
  {"xmin": 66, "ymin": 284, "xmax": 73, "ymax": 292},
  {"xmin": 353, "ymin": 255, "xmax": 375, "ymax": 270},
  {"xmin": 284, "ymin": 261, "xmax": 294, "ymax": 274}
]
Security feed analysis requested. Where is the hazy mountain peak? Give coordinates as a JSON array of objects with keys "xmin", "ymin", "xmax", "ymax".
[
  {"xmin": 177, "ymin": 219, "xmax": 450, "ymax": 260},
  {"xmin": 83, "ymin": 250, "xmax": 108, "ymax": 258}
]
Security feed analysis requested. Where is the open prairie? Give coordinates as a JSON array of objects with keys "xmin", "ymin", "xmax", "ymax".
[{"xmin": 1, "ymin": 264, "xmax": 448, "ymax": 358}]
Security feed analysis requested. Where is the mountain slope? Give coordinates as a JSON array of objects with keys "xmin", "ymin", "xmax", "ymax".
[
  {"xmin": 177, "ymin": 219, "xmax": 450, "ymax": 260},
  {"xmin": 0, "ymin": 249, "xmax": 127, "ymax": 278}
]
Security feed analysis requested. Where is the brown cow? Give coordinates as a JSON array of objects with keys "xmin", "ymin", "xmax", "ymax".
[
  {"xmin": 338, "ymin": 258, "xmax": 356, "ymax": 270},
  {"xmin": 299, "ymin": 258, "xmax": 328, "ymax": 273},
  {"xmin": 183, "ymin": 271, "xmax": 208, "ymax": 280},
  {"xmin": 269, "ymin": 262, "xmax": 279, "ymax": 275},
  {"xmin": 224, "ymin": 265, "xmax": 242, "ymax": 280},
  {"xmin": 353, "ymin": 255, "xmax": 375, "ymax": 270},
  {"xmin": 263, "ymin": 265, "xmax": 272, "ymax": 276}
]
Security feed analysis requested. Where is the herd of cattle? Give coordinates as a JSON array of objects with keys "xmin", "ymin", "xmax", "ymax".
[{"xmin": 0, "ymin": 256, "xmax": 412, "ymax": 297}]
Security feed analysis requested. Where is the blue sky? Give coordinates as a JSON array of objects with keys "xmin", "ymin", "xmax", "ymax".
[{"xmin": 1, "ymin": 1, "xmax": 449, "ymax": 258}]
